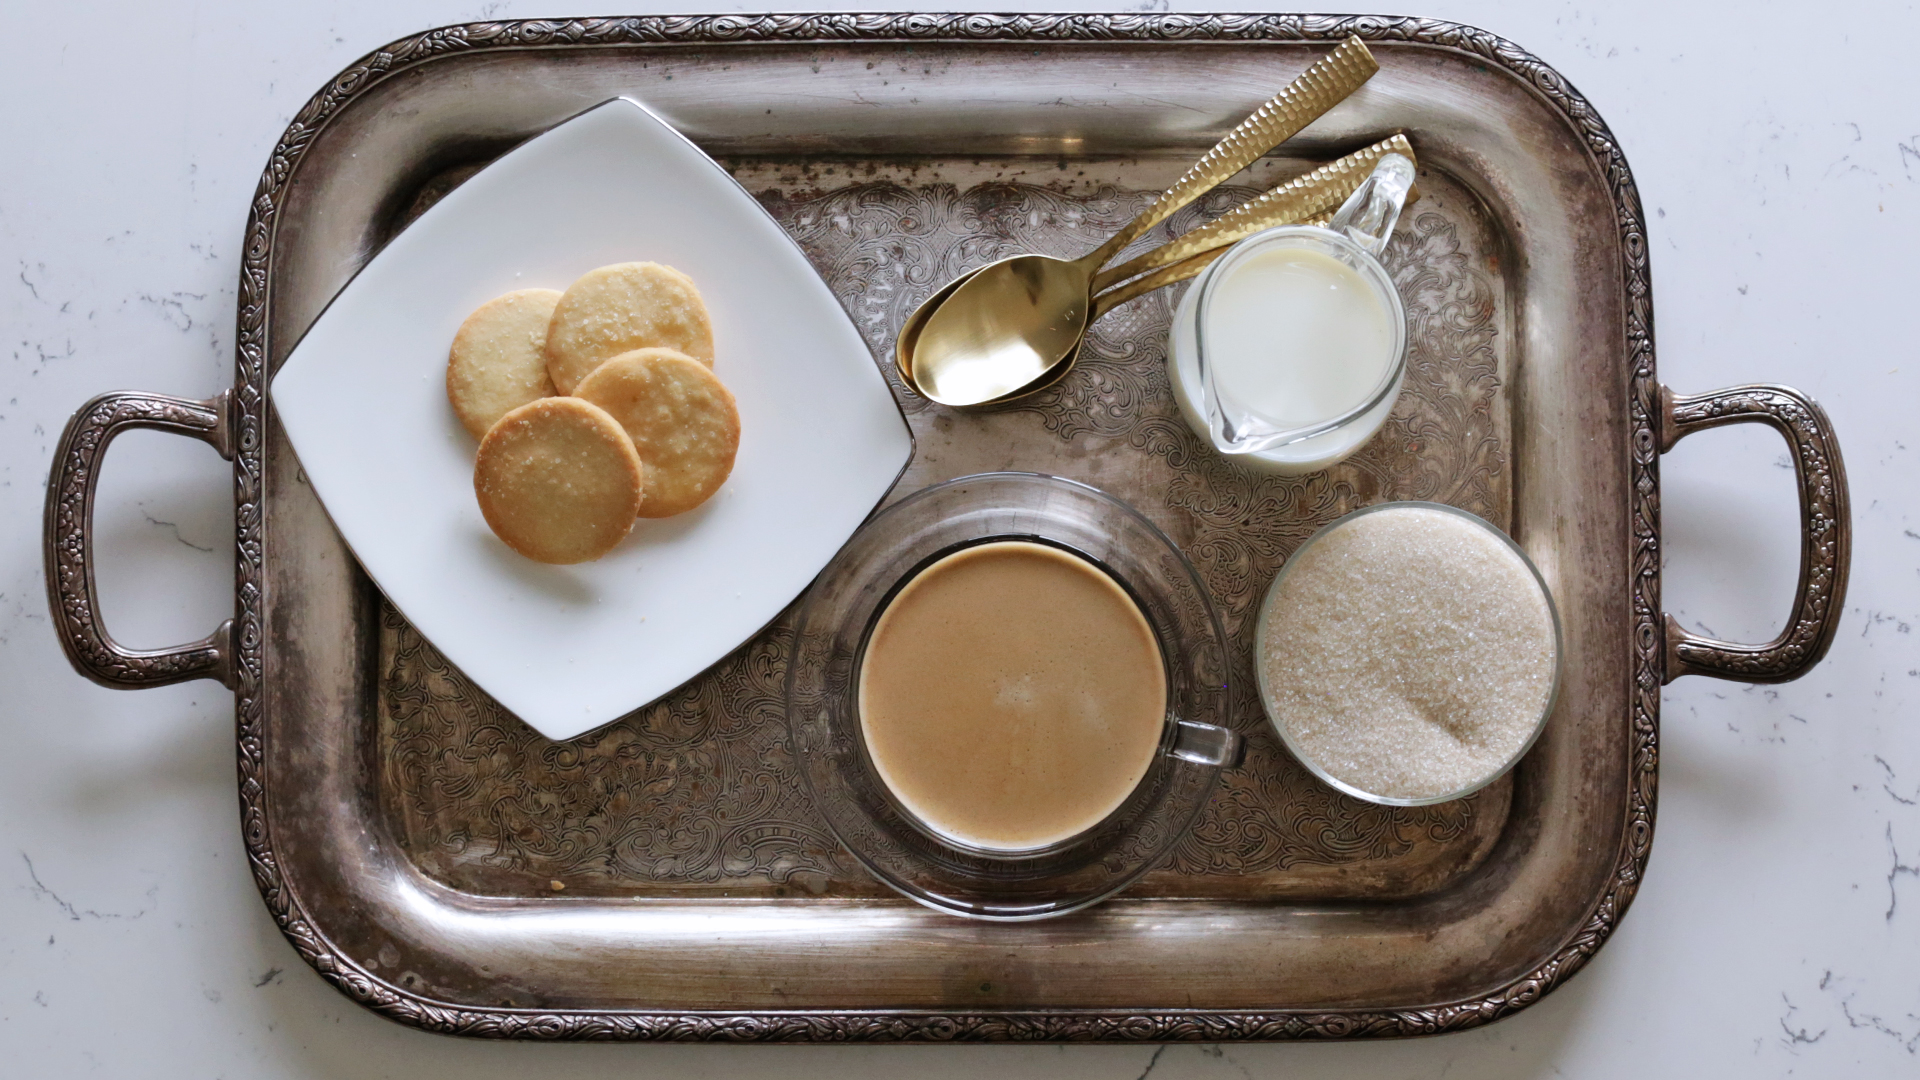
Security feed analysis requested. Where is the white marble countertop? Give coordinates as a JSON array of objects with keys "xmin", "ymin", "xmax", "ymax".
[{"xmin": 2, "ymin": 2, "xmax": 1914, "ymax": 1076}]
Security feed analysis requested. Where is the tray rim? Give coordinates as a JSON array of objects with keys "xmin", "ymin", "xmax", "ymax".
[{"xmin": 230, "ymin": 12, "xmax": 1658, "ymax": 1042}]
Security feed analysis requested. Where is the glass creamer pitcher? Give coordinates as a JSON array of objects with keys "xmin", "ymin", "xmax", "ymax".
[{"xmin": 1168, "ymin": 153, "xmax": 1415, "ymax": 474}]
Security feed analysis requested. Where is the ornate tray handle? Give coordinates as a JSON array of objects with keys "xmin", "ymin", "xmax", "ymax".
[
  {"xmin": 43, "ymin": 390, "xmax": 236, "ymax": 689},
  {"xmin": 1657, "ymin": 383, "xmax": 1851, "ymax": 684}
]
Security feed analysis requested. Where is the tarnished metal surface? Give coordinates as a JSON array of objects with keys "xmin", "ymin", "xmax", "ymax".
[
  {"xmin": 37, "ymin": 12, "xmax": 1848, "ymax": 1041},
  {"xmin": 260, "ymin": 15, "xmax": 1643, "ymax": 1035},
  {"xmin": 381, "ymin": 155, "xmax": 1513, "ymax": 902}
]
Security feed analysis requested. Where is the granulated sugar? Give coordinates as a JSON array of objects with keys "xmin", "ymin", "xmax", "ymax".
[{"xmin": 1258, "ymin": 505, "xmax": 1557, "ymax": 802}]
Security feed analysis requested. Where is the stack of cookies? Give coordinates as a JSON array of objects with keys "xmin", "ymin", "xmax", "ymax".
[{"xmin": 447, "ymin": 262, "xmax": 741, "ymax": 564}]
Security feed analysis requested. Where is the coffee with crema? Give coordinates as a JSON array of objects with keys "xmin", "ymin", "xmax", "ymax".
[{"xmin": 857, "ymin": 540, "xmax": 1168, "ymax": 852}]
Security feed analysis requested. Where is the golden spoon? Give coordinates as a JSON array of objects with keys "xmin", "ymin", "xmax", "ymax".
[
  {"xmin": 898, "ymin": 36, "xmax": 1379, "ymax": 408},
  {"xmin": 895, "ymin": 134, "xmax": 1417, "ymax": 406}
]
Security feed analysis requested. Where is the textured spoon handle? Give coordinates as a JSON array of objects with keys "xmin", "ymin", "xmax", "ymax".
[
  {"xmin": 1089, "ymin": 179, "xmax": 1421, "ymax": 320},
  {"xmin": 1083, "ymin": 35, "xmax": 1378, "ymax": 269},
  {"xmin": 1087, "ymin": 230, "xmax": 1303, "ymax": 320},
  {"xmin": 1091, "ymin": 134, "xmax": 1414, "ymax": 293}
]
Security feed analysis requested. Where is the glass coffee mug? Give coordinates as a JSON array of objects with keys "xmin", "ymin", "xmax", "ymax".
[
  {"xmin": 1169, "ymin": 152, "xmax": 1416, "ymax": 474},
  {"xmin": 785, "ymin": 473, "xmax": 1239, "ymax": 921}
]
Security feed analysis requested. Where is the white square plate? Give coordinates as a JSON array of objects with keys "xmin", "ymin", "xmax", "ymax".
[{"xmin": 270, "ymin": 98, "xmax": 913, "ymax": 741}]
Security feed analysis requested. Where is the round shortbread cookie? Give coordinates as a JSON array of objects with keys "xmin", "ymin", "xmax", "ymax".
[
  {"xmin": 474, "ymin": 397, "xmax": 646, "ymax": 564},
  {"xmin": 573, "ymin": 348, "xmax": 740, "ymax": 519},
  {"xmin": 447, "ymin": 288, "xmax": 563, "ymax": 439},
  {"xmin": 545, "ymin": 262, "xmax": 714, "ymax": 394}
]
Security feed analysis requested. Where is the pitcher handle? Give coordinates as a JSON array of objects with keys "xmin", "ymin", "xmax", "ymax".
[{"xmin": 1327, "ymin": 152, "xmax": 1415, "ymax": 256}]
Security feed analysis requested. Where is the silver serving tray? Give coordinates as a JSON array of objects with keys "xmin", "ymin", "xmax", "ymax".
[{"xmin": 44, "ymin": 13, "xmax": 1850, "ymax": 1041}]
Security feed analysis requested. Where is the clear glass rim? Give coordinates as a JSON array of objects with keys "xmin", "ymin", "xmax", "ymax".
[
  {"xmin": 1252, "ymin": 501, "xmax": 1565, "ymax": 807},
  {"xmin": 850, "ymin": 531, "xmax": 1175, "ymax": 858},
  {"xmin": 1193, "ymin": 224, "xmax": 1408, "ymax": 452}
]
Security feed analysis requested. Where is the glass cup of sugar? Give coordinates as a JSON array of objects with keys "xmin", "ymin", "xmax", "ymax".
[
  {"xmin": 1168, "ymin": 153, "xmax": 1415, "ymax": 474},
  {"xmin": 1254, "ymin": 502, "xmax": 1563, "ymax": 806}
]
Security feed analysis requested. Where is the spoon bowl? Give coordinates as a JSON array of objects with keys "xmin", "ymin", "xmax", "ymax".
[
  {"xmin": 905, "ymin": 253, "xmax": 1093, "ymax": 407},
  {"xmin": 894, "ymin": 271, "xmax": 976, "ymax": 387},
  {"xmin": 981, "ymin": 341, "xmax": 1079, "ymax": 405},
  {"xmin": 897, "ymin": 270, "xmax": 1083, "ymax": 408}
]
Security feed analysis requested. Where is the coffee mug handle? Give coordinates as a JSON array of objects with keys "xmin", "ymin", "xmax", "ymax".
[
  {"xmin": 1327, "ymin": 152, "xmax": 1415, "ymax": 256},
  {"xmin": 1170, "ymin": 719, "xmax": 1244, "ymax": 768}
]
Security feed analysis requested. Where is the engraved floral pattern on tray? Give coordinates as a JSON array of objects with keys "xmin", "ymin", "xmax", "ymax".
[{"xmin": 379, "ymin": 164, "xmax": 1512, "ymax": 899}]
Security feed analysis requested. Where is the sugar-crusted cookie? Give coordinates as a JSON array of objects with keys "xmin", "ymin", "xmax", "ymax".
[
  {"xmin": 446, "ymin": 288, "xmax": 562, "ymax": 439},
  {"xmin": 573, "ymin": 348, "xmax": 740, "ymax": 518},
  {"xmin": 473, "ymin": 397, "xmax": 646, "ymax": 564},
  {"xmin": 545, "ymin": 262, "xmax": 714, "ymax": 394}
]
